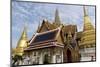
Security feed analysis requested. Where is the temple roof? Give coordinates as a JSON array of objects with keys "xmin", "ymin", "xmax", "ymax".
[
  {"xmin": 37, "ymin": 21, "xmax": 79, "ymax": 44},
  {"xmin": 25, "ymin": 28, "xmax": 64, "ymax": 51},
  {"xmin": 37, "ymin": 20, "xmax": 57, "ymax": 32},
  {"xmin": 31, "ymin": 29, "xmax": 58, "ymax": 44}
]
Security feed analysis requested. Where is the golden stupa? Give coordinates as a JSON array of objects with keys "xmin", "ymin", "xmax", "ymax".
[
  {"xmin": 15, "ymin": 26, "xmax": 28, "ymax": 56},
  {"xmin": 80, "ymin": 7, "xmax": 95, "ymax": 48}
]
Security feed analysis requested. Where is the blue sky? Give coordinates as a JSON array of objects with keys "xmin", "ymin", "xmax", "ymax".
[{"xmin": 12, "ymin": 1, "xmax": 95, "ymax": 48}]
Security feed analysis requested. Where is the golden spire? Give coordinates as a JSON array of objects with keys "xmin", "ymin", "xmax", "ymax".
[
  {"xmin": 54, "ymin": 9, "xmax": 61, "ymax": 25},
  {"xmin": 15, "ymin": 25, "xmax": 28, "ymax": 56},
  {"xmin": 83, "ymin": 6, "xmax": 88, "ymax": 17},
  {"xmin": 83, "ymin": 6, "xmax": 94, "ymax": 31},
  {"xmin": 80, "ymin": 6, "xmax": 95, "ymax": 47}
]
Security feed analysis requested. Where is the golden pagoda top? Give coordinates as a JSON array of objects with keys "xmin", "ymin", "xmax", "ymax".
[
  {"xmin": 80, "ymin": 6, "xmax": 95, "ymax": 47},
  {"xmin": 83, "ymin": 6, "xmax": 94, "ymax": 31},
  {"xmin": 15, "ymin": 26, "xmax": 28, "ymax": 56}
]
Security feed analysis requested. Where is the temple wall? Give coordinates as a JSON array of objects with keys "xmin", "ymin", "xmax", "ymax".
[
  {"xmin": 79, "ymin": 46, "xmax": 96, "ymax": 61},
  {"xmin": 21, "ymin": 47, "xmax": 63, "ymax": 65}
]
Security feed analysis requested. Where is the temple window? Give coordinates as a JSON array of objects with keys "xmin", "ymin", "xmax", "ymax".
[
  {"xmin": 34, "ymin": 52, "xmax": 36, "ymax": 56},
  {"xmin": 56, "ymin": 55, "xmax": 61, "ymax": 63},
  {"xmin": 72, "ymin": 34, "xmax": 74, "ymax": 37}
]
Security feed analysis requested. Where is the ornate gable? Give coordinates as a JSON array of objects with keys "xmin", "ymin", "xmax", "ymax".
[{"xmin": 37, "ymin": 20, "xmax": 57, "ymax": 33}]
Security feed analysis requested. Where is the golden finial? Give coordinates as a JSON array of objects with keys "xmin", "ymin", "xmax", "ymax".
[{"xmin": 83, "ymin": 6, "xmax": 88, "ymax": 17}]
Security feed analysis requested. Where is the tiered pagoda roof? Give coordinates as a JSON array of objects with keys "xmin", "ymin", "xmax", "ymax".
[
  {"xmin": 25, "ymin": 26, "xmax": 64, "ymax": 51},
  {"xmin": 80, "ymin": 7, "xmax": 95, "ymax": 48}
]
